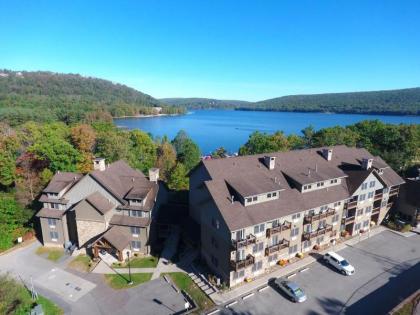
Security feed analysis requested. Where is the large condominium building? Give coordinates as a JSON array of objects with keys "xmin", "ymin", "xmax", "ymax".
[
  {"xmin": 36, "ymin": 158, "xmax": 161, "ymax": 261},
  {"xmin": 189, "ymin": 145, "xmax": 404, "ymax": 287}
]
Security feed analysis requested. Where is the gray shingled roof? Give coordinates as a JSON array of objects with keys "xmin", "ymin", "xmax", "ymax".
[
  {"xmin": 85, "ymin": 192, "xmax": 114, "ymax": 215},
  {"xmin": 35, "ymin": 208, "xmax": 65, "ymax": 219},
  {"xmin": 199, "ymin": 145, "xmax": 404, "ymax": 231},
  {"xmin": 101, "ymin": 226, "xmax": 131, "ymax": 251},
  {"xmin": 43, "ymin": 172, "xmax": 82, "ymax": 193},
  {"xmin": 110, "ymin": 214, "xmax": 151, "ymax": 227}
]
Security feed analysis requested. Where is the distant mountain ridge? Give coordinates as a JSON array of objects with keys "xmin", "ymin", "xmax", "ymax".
[
  {"xmin": 0, "ymin": 70, "xmax": 184, "ymax": 125},
  {"xmin": 164, "ymin": 88, "xmax": 420, "ymax": 115}
]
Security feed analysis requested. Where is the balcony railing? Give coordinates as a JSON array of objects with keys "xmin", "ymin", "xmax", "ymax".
[
  {"xmin": 232, "ymin": 234, "xmax": 257, "ymax": 250},
  {"xmin": 346, "ymin": 200, "xmax": 358, "ymax": 209},
  {"xmin": 386, "ymin": 202, "xmax": 394, "ymax": 209},
  {"xmin": 374, "ymin": 193, "xmax": 383, "ymax": 201},
  {"xmin": 342, "ymin": 215, "xmax": 355, "ymax": 225},
  {"xmin": 266, "ymin": 221, "xmax": 292, "ymax": 238},
  {"xmin": 230, "ymin": 254, "xmax": 255, "ymax": 271},
  {"xmin": 389, "ymin": 188, "xmax": 399, "ymax": 196},
  {"xmin": 304, "ymin": 209, "xmax": 336, "ymax": 224},
  {"xmin": 371, "ymin": 207, "xmax": 380, "ymax": 215},
  {"xmin": 265, "ymin": 239, "xmax": 290, "ymax": 256},
  {"xmin": 302, "ymin": 225, "xmax": 333, "ymax": 241}
]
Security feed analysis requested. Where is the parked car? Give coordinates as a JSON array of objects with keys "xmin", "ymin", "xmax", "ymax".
[
  {"xmin": 323, "ymin": 251, "xmax": 355, "ymax": 275},
  {"xmin": 273, "ymin": 278, "xmax": 307, "ymax": 303}
]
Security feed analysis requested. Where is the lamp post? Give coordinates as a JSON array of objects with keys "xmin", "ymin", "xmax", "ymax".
[{"xmin": 127, "ymin": 251, "xmax": 133, "ymax": 285}]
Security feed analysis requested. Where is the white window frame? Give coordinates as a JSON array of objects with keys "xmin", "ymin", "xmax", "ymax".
[
  {"xmin": 48, "ymin": 218, "xmax": 57, "ymax": 228},
  {"xmin": 131, "ymin": 240, "xmax": 141, "ymax": 251},
  {"xmin": 50, "ymin": 231, "xmax": 58, "ymax": 241},
  {"xmin": 131, "ymin": 226, "xmax": 140, "ymax": 237}
]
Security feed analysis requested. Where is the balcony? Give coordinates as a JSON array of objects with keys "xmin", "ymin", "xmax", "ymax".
[
  {"xmin": 389, "ymin": 188, "xmax": 399, "ymax": 196},
  {"xmin": 386, "ymin": 202, "xmax": 394, "ymax": 209},
  {"xmin": 342, "ymin": 215, "xmax": 355, "ymax": 225},
  {"xmin": 374, "ymin": 193, "xmax": 383, "ymax": 201},
  {"xmin": 232, "ymin": 234, "xmax": 256, "ymax": 250},
  {"xmin": 265, "ymin": 239, "xmax": 290, "ymax": 256},
  {"xmin": 230, "ymin": 254, "xmax": 255, "ymax": 271},
  {"xmin": 304, "ymin": 209, "xmax": 336, "ymax": 224},
  {"xmin": 372, "ymin": 207, "xmax": 380, "ymax": 215},
  {"xmin": 266, "ymin": 221, "xmax": 292, "ymax": 238},
  {"xmin": 346, "ymin": 200, "xmax": 358, "ymax": 209},
  {"xmin": 302, "ymin": 225, "xmax": 333, "ymax": 241}
]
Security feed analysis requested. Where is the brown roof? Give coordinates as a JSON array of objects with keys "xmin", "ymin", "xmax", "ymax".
[
  {"xmin": 39, "ymin": 194, "xmax": 69, "ymax": 204},
  {"xmin": 85, "ymin": 192, "xmax": 114, "ymax": 215},
  {"xmin": 36, "ymin": 208, "xmax": 65, "ymax": 219},
  {"xmin": 43, "ymin": 172, "xmax": 82, "ymax": 193},
  {"xmin": 110, "ymin": 214, "xmax": 151, "ymax": 227},
  {"xmin": 198, "ymin": 145, "xmax": 404, "ymax": 231},
  {"xmin": 101, "ymin": 226, "xmax": 131, "ymax": 251},
  {"xmin": 90, "ymin": 160, "xmax": 156, "ymax": 205}
]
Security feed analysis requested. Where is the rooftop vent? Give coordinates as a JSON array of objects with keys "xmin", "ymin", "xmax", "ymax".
[
  {"xmin": 264, "ymin": 156, "xmax": 276, "ymax": 170},
  {"xmin": 362, "ymin": 158, "xmax": 373, "ymax": 170},
  {"xmin": 93, "ymin": 157, "xmax": 106, "ymax": 171},
  {"xmin": 322, "ymin": 148, "xmax": 333, "ymax": 161}
]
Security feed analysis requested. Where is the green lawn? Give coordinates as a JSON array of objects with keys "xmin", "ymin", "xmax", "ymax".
[
  {"xmin": 35, "ymin": 246, "xmax": 65, "ymax": 262},
  {"xmin": 393, "ymin": 294, "xmax": 420, "ymax": 315},
  {"xmin": 68, "ymin": 254, "xmax": 92, "ymax": 272},
  {"xmin": 0, "ymin": 274, "xmax": 63, "ymax": 315},
  {"xmin": 113, "ymin": 255, "xmax": 159, "ymax": 268},
  {"xmin": 163, "ymin": 272, "xmax": 214, "ymax": 312},
  {"xmin": 104, "ymin": 273, "xmax": 153, "ymax": 289}
]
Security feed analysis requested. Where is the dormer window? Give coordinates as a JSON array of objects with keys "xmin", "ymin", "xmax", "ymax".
[{"xmin": 252, "ymin": 196, "xmax": 257, "ymax": 202}]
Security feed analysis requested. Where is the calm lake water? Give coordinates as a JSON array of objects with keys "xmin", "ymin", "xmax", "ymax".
[{"xmin": 114, "ymin": 110, "xmax": 420, "ymax": 154}]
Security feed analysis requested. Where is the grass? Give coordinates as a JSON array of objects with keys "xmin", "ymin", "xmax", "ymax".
[
  {"xmin": 36, "ymin": 246, "xmax": 65, "ymax": 262},
  {"xmin": 0, "ymin": 274, "xmax": 63, "ymax": 315},
  {"xmin": 393, "ymin": 294, "xmax": 420, "ymax": 315},
  {"xmin": 104, "ymin": 273, "xmax": 153, "ymax": 289},
  {"xmin": 162, "ymin": 272, "xmax": 214, "ymax": 313},
  {"xmin": 68, "ymin": 254, "xmax": 92, "ymax": 272},
  {"xmin": 112, "ymin": 255, "xmax": 159, "ymax": 268}
]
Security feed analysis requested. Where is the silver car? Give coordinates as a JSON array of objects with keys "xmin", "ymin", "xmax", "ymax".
[{"xmin": 274, "ymin": 278, "xmax": 307, "ymax": 303}]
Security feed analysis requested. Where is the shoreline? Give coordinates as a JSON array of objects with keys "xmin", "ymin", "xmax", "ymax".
[{"xmin": 113, "ymin": 113, "xmax": 182, "ymax": 119}]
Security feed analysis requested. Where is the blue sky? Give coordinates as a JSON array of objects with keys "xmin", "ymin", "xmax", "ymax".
[{"xmin": 1, "ymin": 0, "xmax": 419, "ymax": 101}]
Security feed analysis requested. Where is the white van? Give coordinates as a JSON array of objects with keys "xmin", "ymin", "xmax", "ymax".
[{"xmin": 323, "ymin": 252, "xmax": 355, "ymax": 275}]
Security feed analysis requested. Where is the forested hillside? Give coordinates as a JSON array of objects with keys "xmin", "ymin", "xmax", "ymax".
[
  {"xmin": 0, "ymin": 70, "xmax": 185, "ymax": 125},
  {"xmin": 245, "ymin": 88, "xmax": 420, "ymax": 115},
  {"xmin": 164, "ymin": 88, "xmax": 420, "ymax": 115},
  {"xmin": 161, "ymin": 97, "xmax": 251, "ymax": 109}
]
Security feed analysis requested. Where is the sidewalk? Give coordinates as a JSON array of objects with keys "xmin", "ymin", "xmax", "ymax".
[{"xmin": 210, "ymin": 226, "xmax": 386, "ymax": 305}]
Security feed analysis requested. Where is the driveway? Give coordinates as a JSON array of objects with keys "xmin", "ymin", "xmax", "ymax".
[
  {"xmin": 220, "ymin": 231, "xmax": 420, "ymax": 315},
  {"xmin": 0, "ymin": 241, "xmax": 189, "ymax": 315}
]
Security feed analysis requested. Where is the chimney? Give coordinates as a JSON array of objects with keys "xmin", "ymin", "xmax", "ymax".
[
  {"xmin": 149, "ymin": 168, "xmax": 159, "ymax": 183},
  {"xmin": 93, "ymin": 158, "xmax": 106, "ymax": 171},
  {"xmin": 263, "ymin": 156, "xmax": 276, "ymax": 170},
  {"xmin": 362, "ymin": 158, "xmax": 373, "ymax": 170},
  {"xmin": 322, "ymin": 148, "xmax": 333, "ymax": 161}
]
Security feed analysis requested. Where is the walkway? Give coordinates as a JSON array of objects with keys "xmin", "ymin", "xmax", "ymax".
[{"xmin": 152, "ymin": 227, "xmax": 180, "ymax": 279}]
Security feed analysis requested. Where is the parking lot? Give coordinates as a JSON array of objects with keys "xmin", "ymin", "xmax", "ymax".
[{"xmin": 219, "ymin": 230, "xmax": 420, "ymax": 315}]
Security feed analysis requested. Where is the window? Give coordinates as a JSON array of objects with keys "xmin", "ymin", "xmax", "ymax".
[
  {"xmin": 254, "ymin": 223, "xmax": 265, "ymax": 234},
  {"xmin": 383, "ymin": 187, "xmax": 389, "ymax": 194},
  {"xmin": 365, "ymin": 206, "xmax": 372, "ymax": 214},
  {"xmin": 381, "ymin": 200, "xmax": 387, "ymax": 207},
  {"xmin": 252, "ymin": 196, "xmax": 258, "ymax": 202},
  {"xmin": 292, "ymin": 213, "xmax": 301, "ymax": 221},
  {"xmin": 233, "ymin": 270, "xmax": 245, "ymax": 280},
  {"xmin": 363, "ymin": 220, "xmax": 370, "ymax": 228},
  {"xmin": 48, "ymin": 218, "xmax": 57, "ymax": 227},
  {"xmin": 131, "ymin": 241, "xmax": 141, "ymax": 250},
  {"xmin": 246, "ymin": 198, "xmax": 252, "ymax": 203},
  {"xmin": 333, "ymin": 201, "xmax": 341, "ymax": 208},
  {"xmin": 272, "ymin": 192, "xmax": 277, "ymax": 197},
  {"xmin": 268, "ymin": 254, "xmax": 278, "ymax": 263},
  {"xmin": 368, "ymin": 192, "xmax": 374, "ymax": 199},
  {"xmin": 330, "ymin": 179, "xmax": 338, "ymax": 184},
  {"xmin": 304, "ymin": 224, "xmax": 311, "ymax": 233},
  {"xmin": 303, "ymin": 240, "xmax": 312, "ymax": 249},
  {"xmin": 252, "ymin": 260, "xmax": 263, "ymax": 272},
  {"xmin": 320, "ymin": 205, "xmax": 328, "ymax": 212},
  {"xmin": 131, "ymin": 210, "xmax": 141, "ymax": 217},
  {"xmin": 359, "ymin": 194, "xmax": 366, "ymax": 202},
  {"xmin": 319, "ymin": 219, "xmax": 326, "ymax": 229},
  {"xmin": 303, "ymin": 184, "xmax": 312, "ymax": 190},
  {"xmin": 267, "ymin": 193, "xmax": 272, "ymax": 198},
  {"xmin": 290, "ymin": 227, "xmax": 299, "ymax": 237},
  {"xmin": 361, "ymin": 182, "xmax": 368, "ymax": 190},
  {"xmin": 211, "ymin": 255, "xmax": 218, "ymax": 267},
  {"xmin": 354, "ymin": 223, "xmax": 361, "ymax": 231},
  {"xmin": 317, "ymin": 236, "xmax": 324, "ymax": 245},
  {"xmin": 317, "ymin": 182, "xmax": 324, "ymax": 187},
  {"xmin": 288, "ymin": 244, "xmax": 298, "ymax": 254},
  {"xmin": 271, "ymin": 219, "xmax": 279, "ymax": 227},
  {"xmin": 253, "ymin": 242, "xmax": 264, "ymax": 253},
  {"xmin": 50, "ymin": 231, "xmax": 59, "ymax": 241},
  {"xmin": 369, "ymin": 181, "xmax": 376, "ymax": 188},
  {"xmin": 356, "ymin": 209, "xmax": 363, "ymax": 216},
  {"xmin": 131, "ymin": 226, "xmax": 140, "ymax": 236},
  {"xmin": 332, "ymin": 214, "xmax": 340, "ymax": 223},
  {"xmin": 212, "ymin": 218, "xmax": 220, "ymax": 229},
  {"xmin": 50, "ymin": 203, "xmax": 60, "ymax": 209}
]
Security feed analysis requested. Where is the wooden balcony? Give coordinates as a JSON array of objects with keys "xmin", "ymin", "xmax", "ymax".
[
  {"xmin": 266, "ymin": 221, "xmax": 292, "ymax": 238},
  {"xmin": 374, "ymin": 193, "xmax": 383, "ymax": 201},
  {"xmin": 232, "ymin": 234, "xmax": 256, "ymax": 250},
  {"xmin": 302, "ymin": 225, "xmax": 333, "ymax": 241},
  {"xmin": 230, "ymin": 254, "xmax": 255, "ymax": 271},
  {"xmin": 265, "ymin": 239, "xmax": 290, "ymax": 256},
  {"xmin": 389, "ymin": 188, "xmax": 399, "ymax": 196},
  {"xmin": 386, "ymin": 202, "xmax": 394, "ymax": 209},
  {"xmin": 304, "ymin": 209, "xmax": 336, "ymax": 224},
  {"xmin": 342, "ymin": 215, "xmax": 355, "ymax": 225},
  {"xmin": 372, "ymin": 207, "xmax": 380, "ymax": 215},
  {"xmin": 346, "ymin": 200, "xmax": 358, "ymax": 209}
]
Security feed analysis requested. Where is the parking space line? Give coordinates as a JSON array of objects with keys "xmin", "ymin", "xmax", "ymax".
[
  {"xmin": 242, "ymin": 292, "xmax": 255, "ymax": 300},
  {"xmin": 300, "ymin": 267, "xmax": 310, "ymax": 273},
  {"xmin": 258, "ymin": 286, "xmax": 269, "ymax": 292},
  {"xmin": 287, "ymin": 273, "xmax": 297, "ymax": 278},
  {"xmin": 225, "ymin": 301, "xmax": 238, "ymax": 308},
  {"xmin": 206, "ymin": 309, "xmax": 220, "ymax": 315}
]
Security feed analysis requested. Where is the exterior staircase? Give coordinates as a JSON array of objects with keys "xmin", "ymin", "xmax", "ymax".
[{"xmin": 188, "ymin": 263, "xmax": 218, "ymax": 296}]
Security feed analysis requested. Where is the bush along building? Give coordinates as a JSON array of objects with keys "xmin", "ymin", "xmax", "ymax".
[
  {"xmin": 36, "ymin": 158, "xmax": 161, "ymax": 261},
  {"xmin": 189, "ymin": 145, "xmax": 405, "ymax": 287}
]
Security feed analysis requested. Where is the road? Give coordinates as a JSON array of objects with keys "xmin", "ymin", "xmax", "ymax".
[{"xmin": 220, "ymin": 230, "xmax": 420, "ymax": 315}]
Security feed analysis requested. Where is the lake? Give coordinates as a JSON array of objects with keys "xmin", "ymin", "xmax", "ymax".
[{"xmin": 114, "ymin": 110, "xmax": 420, "ymax": 154}]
